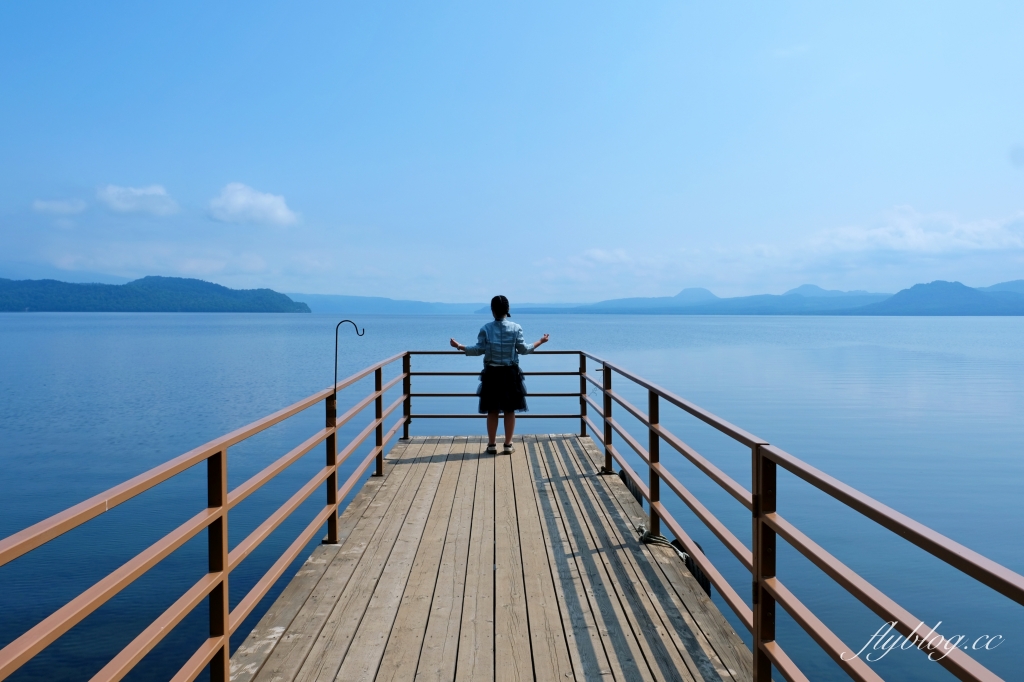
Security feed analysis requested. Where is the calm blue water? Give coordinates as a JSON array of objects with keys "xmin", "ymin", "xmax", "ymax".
[{"xmin": 1, "ymin": 314, "xmax": 1021, "ymax": 681}]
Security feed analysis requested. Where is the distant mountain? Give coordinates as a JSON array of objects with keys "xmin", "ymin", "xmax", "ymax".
[
  {"xmin": 515, "ymin": 288, "xmax": 718, "ymax": 314},
  {"xmin": 18, "ymin": 277, "xmax": 1019, "ymax": 315},
  {"xmin": 471, "ymin": 302, "xmax": 587, "ymax": 314},
  {"xmin": 977, "ymin": 280, "xmax": 1024, "ymax": 295},
  {"xmin": 281, "ymin": 279, "xmax": 1024, "ymax": 316},
  {"xmin": 510, "ymin": 280, "xmax": 1024, "ymax": 315},
  {"xmin": 1, "ymin": 276, "xmax": 310, "ymax": 312},
  {"xmin": 679, "ymin": 292, "xmax": 890, "ymax": 314},
  {"xmin": 292, "ymin": 293, "xmax": 483, "ymax": 315},
  {"xmin": 846, "ymin": 281, "xmax": 1024, "ymax": 316},
  {"xmin": 518, "ymin": 285, "xmax": 888, "ymax": 314},
  {"xmin": 783, "ymin": 284, "xmax": 891, "ymax": 298},
  {"xmin": 674, "ymin": 287, "xmax": 719, "ymax": 304}
]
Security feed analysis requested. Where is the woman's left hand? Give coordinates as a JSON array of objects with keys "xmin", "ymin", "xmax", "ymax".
[{"xmin": 450, "ymin": 338, "xmax": 463, "ymax": 351}]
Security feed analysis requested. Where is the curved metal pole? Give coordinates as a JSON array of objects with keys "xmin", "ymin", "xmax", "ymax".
[{"xmin": 334, "ymin": 320, "xmax": 365, "ymax": 395}]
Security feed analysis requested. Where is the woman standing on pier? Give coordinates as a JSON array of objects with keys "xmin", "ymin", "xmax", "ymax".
[{"xmin": 450, "ymin": 295, "xmax": 549, "ymax": 454}]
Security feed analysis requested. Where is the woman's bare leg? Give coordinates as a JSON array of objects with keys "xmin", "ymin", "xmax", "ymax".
[
  {"xmin": 487, "ymin": 412, "xmax": 499, "ymax": 445},
  {"xmin": 503, "ymin": 411, "xmax": 515, "ymax": 445}
]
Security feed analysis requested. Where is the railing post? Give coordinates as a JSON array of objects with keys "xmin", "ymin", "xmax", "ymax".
[
  {"xmin": 207, "ymin": 449, "xmax": 230, "ymax": 682},
  {"xmin": 325, "ymin": 393, "xmax": 338, "ymax": 544},
  {"xmin": 648, "ymin": 391, "xmax": 660, "ymax": 536},
  {"xmin": 374, "ymin": 367, "xmax": 384, "ymax": 476},
  {"xmin": 602, "ymin": 364, "xmax": 613, "ymax": 474},
  {"xmin": 402, "ymin": 353, "xmax": 411, "ymax": 440},
  {"xmin": 752, "ymin": 444, "xmax": 776, "ymax": 682},
  {"xmin": 579, "ymin": 353, "xmax": 587, "ymax": 437}
]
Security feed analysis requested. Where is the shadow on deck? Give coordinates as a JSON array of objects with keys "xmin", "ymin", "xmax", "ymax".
[{"xmin": 230, "ymin": 434, "xmax": 752, "ymax": 682}]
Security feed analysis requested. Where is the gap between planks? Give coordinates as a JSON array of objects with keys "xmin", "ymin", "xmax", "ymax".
[{"xmin": 232, "ymin": 435, "xmax": 752, "ymax": 682}]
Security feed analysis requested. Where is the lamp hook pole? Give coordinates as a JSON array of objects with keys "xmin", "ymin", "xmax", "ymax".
[{"xmin": 334, "ymin": 320, "xmax": 365, "ymax": 396}]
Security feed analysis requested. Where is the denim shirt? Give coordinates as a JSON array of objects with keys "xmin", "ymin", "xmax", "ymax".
[{"xmin": 463, "ymin": 319, "xmax": 534, "ymax": 366}]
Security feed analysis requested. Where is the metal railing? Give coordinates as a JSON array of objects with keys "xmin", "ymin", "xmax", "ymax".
[
  {"xmin": 0, "ymin": 352, "xmax": 411, "ymax": 682},
  {"xmin": 579, "ymin": 351, "xmax": 1024, "ymax": 682},
  {"xmin": 403, "ymin": 350, "xmax": 583, "ymax": 423},
  {"xmin": 0, "ymin": 350, "xmax": 1020, "ymax": 681}
]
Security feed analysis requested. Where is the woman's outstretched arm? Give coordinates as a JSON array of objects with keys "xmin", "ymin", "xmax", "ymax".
[
  {"xmin": 516, "ymin": 330, "xmax": 550, "ymax": 354},
  {"xmin": 451, "ymin": 329, "xmax": 487, "ymax": 355}
]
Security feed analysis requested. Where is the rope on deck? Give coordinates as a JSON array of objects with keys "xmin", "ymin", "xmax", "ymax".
[{"xmin": 636, "ymin": 522, "xmax": 713, "ymax": 598}]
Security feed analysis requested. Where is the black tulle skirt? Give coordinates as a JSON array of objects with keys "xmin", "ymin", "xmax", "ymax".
[{"xmin": 477, "ymin": 364, "xmax": 528, "ymax": 413}]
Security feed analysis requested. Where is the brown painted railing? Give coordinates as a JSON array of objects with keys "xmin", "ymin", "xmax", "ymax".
[
  {"xmin": 404, "ymin": 349, "xmax": 583, "ymax": 423},
  {"xmin": 579, "ymin": 351, "xmax": 1024, "ymax": 682},
  {"xmin": 1, "ymin": 349, "xmax": 1021, "ymax": 681},
  {"xmin": 0, "ymin": 352, "xmax": 412, "ymax": 682}
]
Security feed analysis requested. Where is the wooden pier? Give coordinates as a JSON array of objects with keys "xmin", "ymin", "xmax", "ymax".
[
  {"xmin": 230, "ymin": 435, "xmax": 750, "ymax": 682},
  {"xmin": 2, "ymin": 349, "xmax": 1020, "ymax": 682}
]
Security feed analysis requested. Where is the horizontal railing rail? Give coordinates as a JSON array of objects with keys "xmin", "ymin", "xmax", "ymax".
[
  {"xmin": 403, "ymin": 350, "xmax": 586, "ymax": 426},
  {"xmin": 0, "ymin": 352, "xmax": 410, "ymax": 682},
  {"xmin": 1, "ymin": 348, "xmax": 1020, "ymax": 682},
  {"xmin": 580, "ymin": 350, "xmax": 1023, "ymax": 682}
]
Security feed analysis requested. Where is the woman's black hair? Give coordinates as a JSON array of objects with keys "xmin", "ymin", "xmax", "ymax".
[{"xmin": 490, "ymin": 295, "xmax": 510, "ymax": 320}]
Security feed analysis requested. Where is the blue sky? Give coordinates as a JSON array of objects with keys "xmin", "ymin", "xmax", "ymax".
[{"xmin": 2, "ymin": 1, "xmax": 1023, "ymax": 301}]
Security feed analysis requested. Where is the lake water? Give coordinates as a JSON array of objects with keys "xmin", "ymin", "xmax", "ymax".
[{"xmin": 1, "ymin": 314, "xmax": 1021, "ymax": 681}]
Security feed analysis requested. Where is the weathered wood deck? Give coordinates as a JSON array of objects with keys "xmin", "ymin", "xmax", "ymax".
[{"xmin": 230, "ymin": 434, "xmax": 752, "ymax": 682}]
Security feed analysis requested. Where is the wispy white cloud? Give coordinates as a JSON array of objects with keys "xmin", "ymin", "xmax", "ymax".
[
  {"xmin": 97, "ymin": 185, "xmax": 179, "ymax": 215},
  {"xmin": 580, "ymin": 248, "xmax": 632, "ymax": 265},
  {"xmin": 809, "ymin": 207, "xmax": 1024, "ymax": 255},
  {"xmin": 208, "ymin": 183, "xmax": 298, "ymax": 226},
  {"xmin": 539, "ymin": 208, "xmax": 1024, "ymax": 299},
  {"xmin": 20, "ymin": 198, "xmax": 1022, "ymax": 301},
  {"xmin": 51, "ymin": 244, "xmax": 269, "ymax": 280},
  {"xmin": 706, "ymin": 207, "xmax": 1024, "ymax": 294},
  {"xmin": 527, "ymin": 245, "xmax": 691, "ymax": 300},
  {"xmin": 33, "ymin": 198, "xmax": 87, "ymax": 215}
]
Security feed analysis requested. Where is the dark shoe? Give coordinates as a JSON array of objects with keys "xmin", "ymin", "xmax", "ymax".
[{"xmin": 486, "ymin": 444, "xmax": 497, "ymax": 455}]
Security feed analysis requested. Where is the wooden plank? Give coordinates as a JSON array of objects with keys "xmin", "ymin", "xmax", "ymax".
[
  {"xmin": 416, "ymin": 437, "xmax": 480, "ymax": 680},
  {"xmin": 509, "ymin": 436, "xmax": 575, "ymax": 681},
  {"xmin": 293, "ymin": 437, "xmax": 452, "ymax": 682},
  {"xmin": 646, "ymin": 544, "xmax": 752, "ymax": 682},
  {"xmin": 550, "ymin": 433, "xmax": 704, "ymax": 680},
  {"xmin": 252, "ymin": 437, "xmax": 443, "ymax": 682},
  {"xmin": 373, "ymin": 437, "xmax": 470, "ymax": 681},
  {"xmin": 233, "ymin": 438, "xmax": 416, "ymax": 682},
  {"xmin": 574, "ymin": 435, "xmax": 752, "ymax": 682},
  {"xmin": 335, "ymin": 439, "xmax": 469, "ymax": 681},
  {"xmin": 533, "ymin": 436, "xmax": 653, "ymax": 681},
  {"xmin": 231, "ymin": 545, "xmax": 340, "ymax": 682},
  {"xmin": 238, "ymin": 433, "xmax": 753, "ymax": 682},
  {"xmin": 558, "ymin": 435, "xmax": 713, "ymax": 680},
  {"xmin": 525, "ymin": 435, "xmax": 615, "ymax": 681},
  {"xmin": 456, "ymin": 437, "xmax": 495, "ymax": 681},
  {"xmin": 547, "ymin": 435, "xmax": 697, "ymax": 681},
  {"xmin": 494, "ymin": 438, "xmax": 532, "ymax": 682}
]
